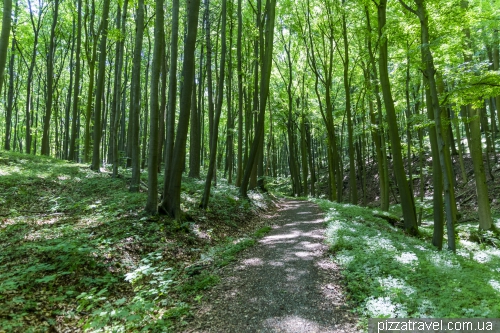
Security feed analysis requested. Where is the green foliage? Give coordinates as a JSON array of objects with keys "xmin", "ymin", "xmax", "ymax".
[
  {"xmin": 254, "ymin": 226, "xmax": 272, "ymax": 238},
  {"xmin": 0, "ymin": 151, "xmax": 273, "ymax": 331},
  {"xmin": 315, "ymin": 199, "xmax": 500, "ymax": 319}
]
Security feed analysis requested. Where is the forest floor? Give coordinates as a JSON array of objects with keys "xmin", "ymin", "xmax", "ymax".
[
  {"xmin": 182, "ymin": 198, "xmax": 358, "ymax": 333},
  {"xmin": 0, "ymin": 151, "xmax": 279, "ymax": 332}
]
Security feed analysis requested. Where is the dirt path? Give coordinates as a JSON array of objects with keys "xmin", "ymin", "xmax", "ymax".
[{"xmin": 183, "ymin": 199, "xmax": 359, "ymax": 333}]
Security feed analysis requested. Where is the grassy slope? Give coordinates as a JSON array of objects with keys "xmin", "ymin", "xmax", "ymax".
[
  {"xmin": 0, "ymin": 151, "xmax": 274, "ymax": 332},
  {"xmin": 314, "ymin": 199, "xmax": 500, "ymax": 325}
]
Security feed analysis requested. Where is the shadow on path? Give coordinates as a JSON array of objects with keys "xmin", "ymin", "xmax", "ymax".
[{"xmin": 185, "ymin": 199, "xmax": 359, "ymax": 333}]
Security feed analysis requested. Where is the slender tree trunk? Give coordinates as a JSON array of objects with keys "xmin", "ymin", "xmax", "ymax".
[
  {"xmin": 145, "ymin": 0, "xmax": 164, "ymax": 214},
  {"xmin": 240, "ymin": 0, "xmax": 276, "ymax": 198},
  {"xmin": 189, "ymin": 78, "xmax": 201, "ymax": 178},
  {"xmin": 341, "ymin": 2, "xmax": 356, "ymax": 204},
  {"xmin": 140, "ymin": 35, "xmax": 151, "ymax": 170},
  {"xmin": 201, "ymin": 0, "xmax": 227, "ymax": 209},
  {"xmin": 226, "ymin": 16, "xmax": 234, "ymax": 184},
  {"xmin": 69, "ymin": 0, "xmax": 83, "ymax": 161},
  {"xmin": 164, "ymin": 0, "xmax": 180, "ymax": 189},
  {"xmin": 83, "ymin": 0, "xmax": 98, "ymax": 162},
  {"xmin": 4, "ymin": 0, "xmax": 17, "ymax": 151},
  {"xmin": 0, "ymin": 0, "xmax": 12, "ymax": 95},
  {"xmin": 64, "ymin": 19, "xmax": 76, "ymax": 159},
  {"xmin": 235, "ymin": 0, "xmax": 243, "ymax": 187},
  {"xmin": 25, "ymin": 0, "xmax": 42, "ymax": 154},
  {"xmin": 160, "ymin": 0, "xmax": 201, "ymax": 219},
  {"xmin": 90, "ymin": 0, "xmax": 110, "ymax": 170},
  {"xmin": 468, "ymin": 105, "xmax": 493, "ymax": 230},
  {"xmin": 110, "ymin": 0, "xmax": 128, "ymax": 176},
  {"xmin": 129, "ymin": 0, "xmax": 145, "ymax": 192},
  {"xmin": 377, "ymin": 0, "xmax": 418, "ymax": 235},
  {"xmin": 189, "ymin": 46, "xmax": 204, "ymax": 179},
  {"xmin": 204, "ymin": 0, "xmax": 215, "ymax": 155},
  {"xmin": 41, "ymin": 0, "xmax": 59, "ymax": 156}
]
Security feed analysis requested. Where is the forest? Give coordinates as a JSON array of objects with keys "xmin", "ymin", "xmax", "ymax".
[{"xmin": 1, "ymin": 0, "xmax": 500, "ymax": 331}]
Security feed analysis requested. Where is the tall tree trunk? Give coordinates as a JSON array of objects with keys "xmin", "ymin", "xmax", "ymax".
[
  {"xmin": 226, "ymin": 16, "xmax": 234, "ymax": 184},
  {"xmin": 41, "ymin": 0, "xmax": 59, "ymax": 156},
  {"xmin": 0, "ymin": 0, "xmax": 12, "ymax": 95},
  {"xmin": 63, "ymin": 19, "xmax": 76, "ymax": 160},
  {"xmin": 4, "ymin": 0, "xmax": 17, "ymax": 151},
  {"xmin": 201, "ymin": 0, "xmax": 227, "ymax": 209},
  {"xmin": 25, "ymin": 0, "xmax": 42, "ymax": 154},
  {"xmin": 240, "ymin": 0, "xmax": 276, "ymax": 198},
  {"xmin": 235, "ymin": 0, "xmax": 243, "ymax": 187},
  {"xmin": 145, "ymin": 0, "xmax": 164, "ymax": 214},
  {"xmin": 129, "ymin": 0, "xmax": 145, "ymax": 192},
  {"xmin": 110, "ymin": 0, "xmax": 128, "ymax": 175},
  {"xmin": 468, "ymin": 105, "xmax": 493, "ymax": 230},
  {"xmin": 140, "ymin": 34, "xmax": 151, "ymax": 170},
  {"xmin": 189, "ymin": 46, "xmax": 204, "ymax": 179},
  {"xmin": 189, "ymin": 78, "xmax": 201, "ymax": 178},
  {"xmin": 160, "ymin": 0, "xmax": 201, "ymax": 219},
  {"xmin": 90, "ymin": 0, "xmax": 110, "ymax": 170},
  {"xmin": 164, "ymin": 0, "xmax": 180, "ymax": 189},
  {"xmin": 83, "ymin": 0, "xmax": 98, "ymax": 162},
  {"xmin": 377, "ymin": 0, "xmax": 418, "ymax": 235},
  {"xmin": 341, "ymin": 1, "xmax": 357, "ymax": 204},
  {"xmin": 69, "ymin": 0, "xmax": 83, "ymax": 162},
  {"xmin": 204, "ymin": 0, "xmax": 215, "ymax": 156}
]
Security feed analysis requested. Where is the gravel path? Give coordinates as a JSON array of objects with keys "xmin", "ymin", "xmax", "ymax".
[{"xmin": 184, "ymin": 199, "xmax": 359, "ymax": 333}]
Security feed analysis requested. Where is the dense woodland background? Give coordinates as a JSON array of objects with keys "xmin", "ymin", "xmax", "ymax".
[{"xmin": 1, "ymin": 0, "xmax": 500, "ymax": 249}]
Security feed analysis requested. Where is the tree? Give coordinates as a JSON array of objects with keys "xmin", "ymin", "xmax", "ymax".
[
  {"xmin": 3, "ymin": 0, "xmax": 17, "ymax": 151},
  {"xmin": 200, "ymin": 0, "xmax": 228, "ymax": 209},
  {"xmin": 160, "ymin": 0, "xmax": 201, "ymax": 219},
  {"xmin": 376, "ymin": 0, "xmax": 418, "ymax": 235},
  {"xmin": 240, "ymin": 0, "xmax": 277, "ymax": 198},
  {"xmin": 0, "ymin": 0, "xmax": 12, "ymax": 95},
  {"xmin": 145, "ymin": 0, "xmax": 165, "ymax": 214},
  {"xmin": 68, "ymin": 0, "xmax": 83, "ymax": 162},
  {"xmin": 40, "ymin": 0, "xmax": 59, "ymax": 156},
  {"xmin": 89, "ymin": 0, "xmax": 110, "ymax": 170},
  {"xmin": 129, "ymin": 0, "xmax": 145, "ymax": 192},
  {"xmin": 164, "ymin": 0, "xmax": 180, "ymax": 191}
]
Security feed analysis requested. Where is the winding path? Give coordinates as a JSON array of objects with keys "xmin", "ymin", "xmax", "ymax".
[{"xmin": 184, "ymin": 199, "xmax": 359, "ymax": 333}]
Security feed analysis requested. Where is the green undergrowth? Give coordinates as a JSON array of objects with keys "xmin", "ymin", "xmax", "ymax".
[
  {"xmin": 0, "ymin": 151, "xmax": 274, "ymax": 332},
  {"xmin": 314, "ymin": 199, "xmax": 500, "ymax": 323}
]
